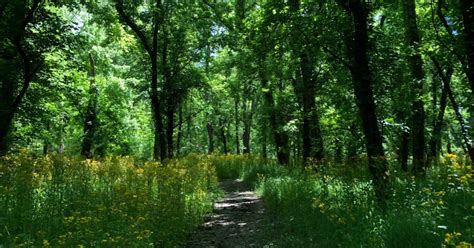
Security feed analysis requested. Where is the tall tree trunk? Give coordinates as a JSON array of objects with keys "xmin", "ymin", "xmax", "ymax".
[
  {"xmin": 399, "ymin": 128, "xmax": 410, "ymax": 172},
  {"xmin": 166, "ymin": 105, "xmax": 175, "ymax": 158},
  {"xmin": 395, "ymin": 109, "xmax": 410, "ymax": 172},
  {"xmin": 437, "ymin": 0, "xmax": 474, "ymax": 149},
  {"xmin": 234, "ymin": 97, "xmax": 241, "ymax": 154},
  {"xmin": 432, "ymin": 57, "xmax": 474, "ymax": 160},
  {"xmin": 58, "ymin": 110, "xmax": 65, "ymax": 154},
  {"xmin": 260, "ymin": 74, "xmax": 289, "ymax": 165},
  {"xmin": 81, "ymin": 53, "xmax": 99, "ymax": 158},
  {"xmin": 460, "ymin": 0, "xmax": 474, "ymax": 92},
  {"xmin": 115, "ymin": 0, "xmax": 166, "ymax": 161},
  {"xmin": 207, "ymin": 122, "xmax": 214, "ymax": 154},
  {"xmin": 242, "ymin": 98, "xmax": 254, "ymax": 154},
  {"xmin": 459, "ymin": 0, "xmax": 474, "ymax": 157},
  {"xmin": 219, "ymin": 118, "xmax": 228, "ymax": 154},
  {"xmin": 428, "ymin": 60, "xmax": 451, "ymax": 164},
  {"xmin": 0, "ymin": 110, "xmax": 14, "ymax": 155},
  {"xmin": 288, "ymin": 0, "xmax": 324, "ymax": 165},
  {"xmin": 300, "ymin": 52, "xmax": 324, "ymax": 163},
  {"xmin": 0, "ymin": 1, "xmax": 41, "ymax": 155},
  {"xmin": 177, "ymin": 102, "xmax": 183, "ymax": 156},
  {"xmin": 338, "ymin": 0, "xmax": 389, "ymax": 206},
  {"xmin": 151, "ymin": 54, "xmax": 166, "ymax": 161},
  {"xmin": 403, "ymin": 0, "xmax": 426, "ymax": 176},
  {"xmin": 261, "ymin": 120, "xmax": 268, "ymax": 159},
  {"xmin": 288, "ymin": 0, "xmax": 324, "ymax": 166}
]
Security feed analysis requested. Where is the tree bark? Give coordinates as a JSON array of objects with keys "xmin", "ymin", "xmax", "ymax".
[
  {"xmin": 234, "ymin": 97, "xmax": 241, "ymax": 154},
  {"xmin": 300, "ymin": 52, "xmax": 324, "ymax": 163},
  {"xmin": 177, "ymin": 102, "xmax": 183, "ymax": 156},
  {"xmin": 460, "ymin": 0, "xmax": 474, "ymax": 92},
  {"xmin": 242, "ymin": 98, "xmax": 254, "ymax": 154},
  {"xmin": 0, "ymin": 0, "xmax": 41, "ymax": 155},
  {"xmin": 219, "ymin": 118, "xmax": 228, "ymax": 154},
  {"xmin": 260, "ymin": 74, "xmax": 289, "ymax": 165},
  {"xmin": 114, "ymin": 0, "xmax": 166, "ymax": 161},
  {"xmin": 459, "ymin": 0, "xmax": 474, "ymax": 156},
  {"xmin": 428, "ymin": 61, "xmax": 451, "ymax": 164},
  {"xmin": 289, "ymin": 0, "xmax": 324, "ymax": 165},
  {"xmin": 207, "ymin": 122, "xmax": 214, "ymax": 154},
  {"xmin": 338, "ymin": 0, "xmax": 389, "ymax": 206},
  {"xmin": 399, "ymin": 127, "xmax": 410, "ymax": 172},
  {"xmin": 81, "ymin": 53, "xmax": 99, "ymax": 158},
  {"xmin": 432, "ymin": 57, "xmax": 474, "ymax": 160},
  {"xmin": 403, "ymin": 0, "xmax": 426, "ymax": 176}
]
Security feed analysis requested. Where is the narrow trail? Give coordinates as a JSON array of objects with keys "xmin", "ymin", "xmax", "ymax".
[{"xmin": 185, "ymin": 179, "xmax": 267, "ymax": 248}]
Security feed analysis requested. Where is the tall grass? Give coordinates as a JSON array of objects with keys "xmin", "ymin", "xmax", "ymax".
[
  {"xmin": 1, "ymin": 152, "xmax": 471, "ymax": 247},
  {"xmin": 0, "ymin": 151, "xmax": 220, "ymax": 247},
  {"xmin": 209, "ymin": 154, "xmax": 473, "ymax": 247}
]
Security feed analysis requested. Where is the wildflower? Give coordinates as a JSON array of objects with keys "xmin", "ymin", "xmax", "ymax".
[
  {"xmin": 43, "ymin": 240, "xmax": 50, "ymax": 247},
  {"xmin": 456, "ymin": 241, "xmax": 473, "ymax": 248}
]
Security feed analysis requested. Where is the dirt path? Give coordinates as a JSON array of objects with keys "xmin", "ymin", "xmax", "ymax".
[{"xmin": 184, "ymin": 179, "xmax": 267, "ymax": 248}]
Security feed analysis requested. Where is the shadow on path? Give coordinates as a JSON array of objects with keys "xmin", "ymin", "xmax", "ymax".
[{"xmin": 185, "ymin": 179, "xmax": 266, "ymax": 248}]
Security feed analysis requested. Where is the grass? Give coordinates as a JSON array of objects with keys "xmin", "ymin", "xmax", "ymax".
[
  {"xmin": 211, "ymin": 154, "xmax": 474, "ymax": 248},
  {"xmin": 1, "ymin": 152, "xmax": 472, "ymax": 247},
  {"xmin": 0, "ymin": 152, "xmax": 221, "ymax": 247}
]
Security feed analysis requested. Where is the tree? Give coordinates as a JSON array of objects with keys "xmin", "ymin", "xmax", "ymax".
[
  {"xmin": 80, "ymin": 53, "xmax": 98, "ymax": 158},
  {"xmin": 402, "ymin": 0, "xmax": 426, "ymax": 176},
  {"xmin": 337, "ymin": 0, "xmax": 389, "ymax": 206},
  {"xmin": 113, "ymin": 0, "xmax": 166, "ymax": 160}
]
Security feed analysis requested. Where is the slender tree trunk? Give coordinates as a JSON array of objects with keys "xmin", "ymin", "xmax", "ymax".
[
  {"xmin": 177, "ymin": 102, "xmax": 183, "ymax": 156},
  {"xmin": 346, "ymin": 121, "xmax": 358, "ymax": 162},
  {"xmin": 432, "ymin": 58, "xmax": 474, "ymax": 160},
  {"xmin": 261, "ymin": 128, "xmax": 268, "ymax": 159},
  {"xmin": 166, "ymin": 106, "xmax": 175, "ymax": 158},
  {"xmin": 114, "ymin": 0, "xmax": 166, "ymax": 161},
  {"xmin": 0, "ymin": 112, "xmax": 14, "ymax": 155},
  {"xmin": 151, "ymin": 54, "xmax": 166, "ymax": 161},
  {"xmin": 339, "ymin": 0, "xmax": 389, "ymax": 206},
  {"xmin": 58, "ymin": 110, "xmax": 65, "ymax": 154},
  {"xmin": 288, "ymin": 0, "xmax": 324, "ymax": 165},
  {"xmin": 395, "ymin": 110, "xmax": 410, "ymax": 172},
  {"xmin": 0, "ymin": 1, "xmax": 40, "ymax": 155},
  {"xmin": 234, "ymin": 97, "xmax": 241, "ymax": 154},
  {"xmin": 81, "ymin": 53, "xmax": 99, "ymax": 158},
  {"xmin": 242, "ymin": 98, "xmax": 254, "ymax": 154},
  {"xmin": 459, "ymin": 0, "xmax": 474, "ymax": 156},
  {"xmin": 219, "ymin": 118, "xmax": 228, "ymax": 154},
  {"xmin": 207, "ymin": 122, "xmax": 214, "ymax": 154},
  {"xmin": 399, "ymin": 129, "xmax": 410, "ymax": 172},
  {"xmin": 260, "ymin": 74, "xmax": 289, "ymax": 165},
  {"xmin": 428, "ymin": 61, "xmax": 451, "ymax": 164},
  {"xmin": 460, "ymin": 0, "xmax": 474, "ymax": 92},
  {"xmin": 403, "ymin": 0, "xmax": 426, "ymax": 176},
  {"xmin": 300, "ymin": 52, "xmax": 324, "ymax": 163}
]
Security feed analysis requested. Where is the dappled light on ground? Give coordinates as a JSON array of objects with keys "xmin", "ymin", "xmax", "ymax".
[{"xmin": 186, "ymin": 179, "xmax": 266, "ymax": 247}]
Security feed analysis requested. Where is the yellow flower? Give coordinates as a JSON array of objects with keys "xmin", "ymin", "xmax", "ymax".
[
  {"xmin": 43, "ymin": 239, "xmax": 50, "ymax": 247},
  {"xmin": 456, "ymin": 241, "xmax": 473, "ymax": 248}
]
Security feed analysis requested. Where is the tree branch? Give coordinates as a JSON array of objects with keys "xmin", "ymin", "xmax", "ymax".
[
  {"xmin": 322, "ymin": 46, "xmax": 351, "ymax": 70},
  {"xmin": 114, "ymin": 0, "xmax": 152, "ymax": 54},
  {"xmin": 11, "ymin": 0, "xmax": 42, "ymax": 111}
]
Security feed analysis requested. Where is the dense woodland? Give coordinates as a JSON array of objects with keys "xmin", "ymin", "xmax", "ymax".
[{"xmin": 0, "ymin": 0, "xmax": 473, "ymax": 247}]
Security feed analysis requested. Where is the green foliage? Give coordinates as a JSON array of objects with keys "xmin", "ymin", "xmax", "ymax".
[{"xmin": 210, "ymin": 155, "xmax": 473, "ymax": 247}]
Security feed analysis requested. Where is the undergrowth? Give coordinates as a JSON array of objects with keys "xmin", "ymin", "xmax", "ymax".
[
  {"xmin": 211, "ymin": 154, "xmax": 474, "ymax": 248},
  {"xmin": 1, "ymin": 153, "xmax": 472, "ymax": 247},
  {"xmin": 0, "ymin": 151, "xmax": 220, "ymax": 247}
]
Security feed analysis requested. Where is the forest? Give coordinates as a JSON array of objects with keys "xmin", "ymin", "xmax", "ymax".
[{"xmin": 0, "ymin": 0, "xmax": 473, "ymax": 247}]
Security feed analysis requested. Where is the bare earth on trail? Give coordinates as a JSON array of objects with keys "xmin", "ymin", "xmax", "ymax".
[{"xmin": 185, "ymin": 179, "xmax": 268, "ymax": 248}]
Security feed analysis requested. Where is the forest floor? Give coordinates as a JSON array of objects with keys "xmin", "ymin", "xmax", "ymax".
[{"xmin": 185, "ymin": 179, "xmax": 271, "ymax": 248}]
